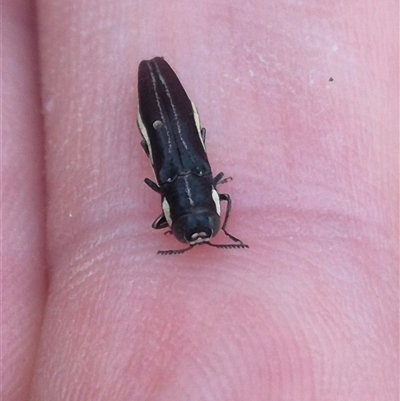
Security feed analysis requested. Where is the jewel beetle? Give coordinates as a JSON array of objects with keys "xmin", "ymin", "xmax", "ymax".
[{"xmin": 137, "ymin": 57, "xmax": 248, "ymax": 255}]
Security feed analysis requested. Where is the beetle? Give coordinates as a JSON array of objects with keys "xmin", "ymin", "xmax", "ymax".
[{"xmin": 137, "ymin": 57, "xmax": 248, "ymax": 255}]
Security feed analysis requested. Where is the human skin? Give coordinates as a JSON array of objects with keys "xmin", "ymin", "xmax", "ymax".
[{"xmin": 3, "ymin": 0, "xmax": 398, "ymax": 400}]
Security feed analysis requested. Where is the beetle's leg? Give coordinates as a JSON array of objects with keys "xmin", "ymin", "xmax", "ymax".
[
  {"xmin": 140, "ymin": 140, "xmax": 150, "ymax": 157},
  {"xmin": 164, "ymin": 230, "xmax": 173, "ymax": 236},
  {"xmin": 219, "ymin": 193, "xmax": 234, "ymax": 233},
  {"xmin": 144, "ymin": 178, "xmax": 162, "ymax": 193},
  {"xmin": 158, "ymin": 245, "xmax": 194, "ymax": 255},
  {"xmin": 219, "ymin": 193, "xmax": 247, "ymax": 245},
  {"xmin": 200, "ymin": 127, "xmax": 206, "ymax": 143},
  {"xmin": 152, "ymin": 214, "xmax": 169, "ymax": 229},
  {"xmin": 214, "ymin": 172, "xmax": 232, "ymax": 186}
]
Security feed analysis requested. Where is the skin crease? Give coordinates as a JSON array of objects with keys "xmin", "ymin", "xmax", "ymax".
[{"xmin": 2, "ymin": 0, "xmax": 398, "ymax": 400}]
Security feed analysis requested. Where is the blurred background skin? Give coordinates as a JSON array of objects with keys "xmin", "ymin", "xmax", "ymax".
[{"xmin": 3, "ymin": 0, "xmax": 398, "ymax": 400}]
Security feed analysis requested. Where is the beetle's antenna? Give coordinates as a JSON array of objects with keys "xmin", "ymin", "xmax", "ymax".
[
  {"xmin": 206, "ymin": 242, "xmax": 249, "ymax": 249},
  {"xmin": 158, "ymin": 245, "xmax": 194, "ymax": 255},
  {"xmin": 221, "ymin": 228, "xmax": 246, "ymax": 245}
]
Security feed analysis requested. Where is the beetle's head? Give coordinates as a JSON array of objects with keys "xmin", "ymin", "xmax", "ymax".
[{"xmin": 172, "ymin": 210, "xmax": 220, "ymax": 245}]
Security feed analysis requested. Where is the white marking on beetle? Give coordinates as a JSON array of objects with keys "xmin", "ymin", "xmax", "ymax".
[
  {"xmin": 137, "ymin": 109, "xmax": 154, "ymax": 164},
  {"xmin": 212, "ymin": 188, "xmax": 221, "ymax": 216},
  {"xmin": 148, "ymin": 62, "xmax": 172, "ymax": 151},
  {"xmin": 191, "ymin": 101, "xmax": 205, "ymax": 149},
  {"xmin": 190, "ymin": 234, "xmax": 210, "ymax": 245},
  {"xmin": 153, "ymin": 62, "xmax": 184, "ymax": 153},
  {"xmin": 183, "ymin": 175, "xmax": 195, "ymax": 207},
  {"xmin": 162, "ymin": 198, "xmax": 173, "ymax": 227},
  {"xmin": 153, "ymin": 120, "xmax": 163, "ymax": 130}
]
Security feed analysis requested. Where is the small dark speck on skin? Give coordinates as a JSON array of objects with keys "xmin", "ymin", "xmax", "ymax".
[{"xmin": 329, "ymin": 77, "xmax": 334, "ymax": 82}]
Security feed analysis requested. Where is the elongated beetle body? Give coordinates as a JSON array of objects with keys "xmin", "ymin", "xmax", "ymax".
[{"xmin": 137, "ymin": 57, "xmax": 248, "ymax": 255}]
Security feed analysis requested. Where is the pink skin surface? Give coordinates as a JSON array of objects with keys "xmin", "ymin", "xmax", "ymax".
[{"xmin": 3, "ymin": 0, "xmax": 398, "ymax": 400}]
